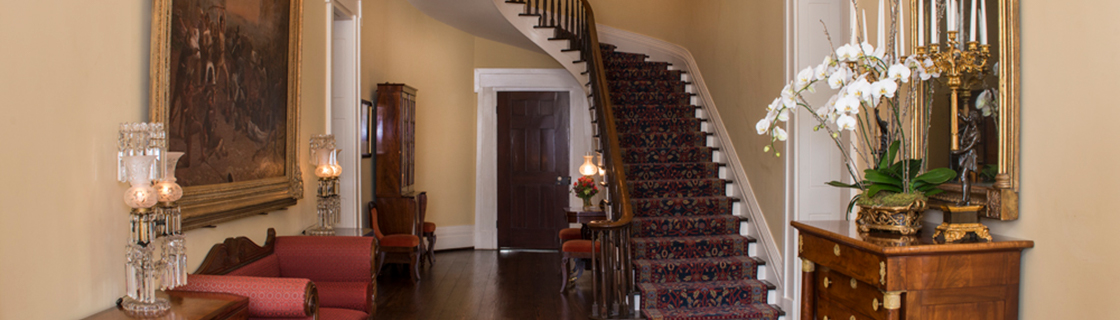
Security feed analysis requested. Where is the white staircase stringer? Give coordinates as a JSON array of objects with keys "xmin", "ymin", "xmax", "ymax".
[
  {"xmin": 492, "ymin": 0, "xmax": 590, "ymax": 90},
  {"xmin": 596, "ymin": 24, "xmax": 789, "ymax": 313}
]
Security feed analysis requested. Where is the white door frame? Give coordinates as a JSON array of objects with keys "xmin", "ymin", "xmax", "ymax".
[
  {"xmin": 473, "ymin": 68, "xmax": 591, "ymax": 250},
  {"xmin": 325, "ymin": 0, "xmax": 362, "ymax": 228},
  {"xmin": 784, "ymin": 0, "xmax": 848, "ymax": 318}
]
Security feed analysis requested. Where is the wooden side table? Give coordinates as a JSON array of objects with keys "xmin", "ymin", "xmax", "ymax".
[
  {"xmin": 793, "ymin": 220, "xmax": 1033, "ymax": 320},
  {"xmin": 83, "ymin": 291, "xmax": 248, "ymax": 320},
  {"xmin": 564, "ymin": 207, "xmax": 606, "ymax": 239}
]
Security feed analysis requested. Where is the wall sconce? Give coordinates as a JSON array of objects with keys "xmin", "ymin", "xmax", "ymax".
[
  {"xmin": 117, "ymin": 122, "xmax": 186, "ymax": 316},
  {"xmin": 309, "ymin": 134, "xmax": 341, "ymax": 236}
]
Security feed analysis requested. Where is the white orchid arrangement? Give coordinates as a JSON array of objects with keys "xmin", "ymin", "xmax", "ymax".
[{"xmin": 756, "ymin": 26, "xmax": 956, "ymax": 208}]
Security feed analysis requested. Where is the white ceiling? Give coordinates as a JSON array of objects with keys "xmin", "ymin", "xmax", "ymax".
[{"xmin": 406, "ymin": 0, "xmax": 544, "ymax": 53}]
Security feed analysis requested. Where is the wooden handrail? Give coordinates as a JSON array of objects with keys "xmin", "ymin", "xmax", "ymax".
[
  {"xmin": 512, "ymin": 1, "xmax": 635, "ymax": 316},
  {"xmin": 579, "ymin": 1, "xmax": 633, "ymax": 231}
]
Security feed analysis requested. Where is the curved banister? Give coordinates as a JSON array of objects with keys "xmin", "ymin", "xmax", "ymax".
[
  {"xmin": 580, "ymin": 2, "xmax": 633, "ymax": 231},
  {"xmin": 505, "ymin": 1, "xmax": 635, "ymax": 316}
]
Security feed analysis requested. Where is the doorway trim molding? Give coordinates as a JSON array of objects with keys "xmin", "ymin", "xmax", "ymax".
[{"xmin": 473, "ymin": 68, "xmax": 590, "ymax": 250}]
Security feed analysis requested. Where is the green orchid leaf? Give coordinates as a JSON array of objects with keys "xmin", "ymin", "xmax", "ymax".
[
  {"xmin": 915, "ymin": 168, "xmax": 957, "ymax": 184},
  {"xmin": 826, "ymin": 181, "xmax": 861, "ymax": 189},
  {"xmin": 923, "ymin": 188, "xmax": 946, "ymax": 196},
  {"xmin": 879, "ymin": 141, "xmax": 900, "ymax": 169},
  {"xmin": 866, "ymin": 184, "xmax": 902, "ymax": 198},
  {"xmin": 864, "ymin": 170, "xmax": 902, "ymax": 187}
]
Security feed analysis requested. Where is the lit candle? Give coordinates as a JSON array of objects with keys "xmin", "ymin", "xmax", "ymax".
[
  {"xmin": 877, "ymin": 0, "xmax": 885, "ymax": 51},
  {"xmin": 970, "ymin": 0, "xmax": 978, "ymax": 41},
  {"xmin": 918, "ymin": 0, "xmax": 924, "ymax": 46},
  {"xmin": 931, "ymin": 0, "xmax": 939, "ymax": 43},
  {"xmin": 979, "ymin": 0, "xmax": 988, "ymax": 44}
]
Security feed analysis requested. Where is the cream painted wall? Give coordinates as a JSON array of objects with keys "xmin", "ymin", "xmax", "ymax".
[
  {"xmin": 474, "ymin": 37, "xmax": 562, "ymax": 69},
  {"xmin": 0, "ymin": 1, "xmax": 330, "ymax": 319},
  {"xmin": 361, "ymin": 0, "xmax": 479, "ymax": 228},
  {"xmin": 978, "ymin": 0, "xmax": 1120, "ymax": 318},
  {"xmin": 359, "ymin": 0, "xmax": 560, "ymax": 228}
]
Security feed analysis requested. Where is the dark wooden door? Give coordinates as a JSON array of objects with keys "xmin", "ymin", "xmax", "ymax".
[{"xmin": 497, "ymin": 91, "xmax": 570, "ymax": 249}]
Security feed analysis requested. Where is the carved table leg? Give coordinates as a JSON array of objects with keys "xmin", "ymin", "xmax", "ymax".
[{"xmin": 801, "ymin": 258, "xmax": 815, "ymax": 320}]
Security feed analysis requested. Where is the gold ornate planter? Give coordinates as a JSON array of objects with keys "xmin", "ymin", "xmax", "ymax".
[{"xmin": 856, "ymin": 199, "xmax": 926, "ymax": 235}]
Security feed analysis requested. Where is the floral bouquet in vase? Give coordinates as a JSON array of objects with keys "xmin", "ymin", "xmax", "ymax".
[
  {"xmin": 755, "ymin": 0, "xmax": 956, "ymax": 235},
  {"xmin": 571, "ymin": 176, "xmax": 599, "ymax": 210}
]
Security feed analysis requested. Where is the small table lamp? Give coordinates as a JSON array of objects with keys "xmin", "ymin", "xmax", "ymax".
[{"xmin": 309, "ymin": 134, "xmax": 341, "ymax": 236}]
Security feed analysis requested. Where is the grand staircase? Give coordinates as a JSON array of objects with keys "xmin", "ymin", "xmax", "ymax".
[
  {"xmin": 488, "ymin": 0, "xmax": 784, "ymax": 318},
  {"xmin": 602, "ymin": 44, "xmax": 782, "ymax": 320}
]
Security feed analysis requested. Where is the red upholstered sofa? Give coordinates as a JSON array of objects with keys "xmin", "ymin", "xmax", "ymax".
[{"xmin": 171, "ymin": 229, "xmax": 376, "ymax": 320}]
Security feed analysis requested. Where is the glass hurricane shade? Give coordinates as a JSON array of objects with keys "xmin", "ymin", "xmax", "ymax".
[
  {"xmin": 579, "ymin": 155, "xmax": 597, "ymax": 176},
  {"xmin": 155, "ymin": 152, "xmax": 184, "ymax": 203},
  {"xmin": 122, "ymin": 155, "xmax": 158, "ymax": 209},
  {"xmin": 330, "ymin": 149, "xmax": 342, "ymax": 176},
  {"xmin": 313, "ymin": 149, "xmax": 342, "ymax": 178}
]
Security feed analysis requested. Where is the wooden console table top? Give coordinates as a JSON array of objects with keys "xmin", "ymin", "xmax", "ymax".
[
  {"xmin": 793, "ymin": 220, "xmax": 1034, "ymax": 320},
  {"xmin": 83, "ymin": 291, "xmax": 248, "ymax": 320}
]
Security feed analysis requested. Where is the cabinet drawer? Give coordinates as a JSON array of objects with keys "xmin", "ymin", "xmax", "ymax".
[
  {"xmin": 815, "ymin": 267, "xmax": 887, "ymax": 320},
  {"xmin": 816, "ymin": 297, "xmax": 878, "ymax": 320},
  {"xmin": 801, "ymin": 232, "xmax": 885, "ymax": 288}
]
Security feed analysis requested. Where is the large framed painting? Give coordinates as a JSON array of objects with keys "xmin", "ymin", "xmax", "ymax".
[{"xmin": 148, "ymin": 0, "xmax": 304, "ymax": 230}]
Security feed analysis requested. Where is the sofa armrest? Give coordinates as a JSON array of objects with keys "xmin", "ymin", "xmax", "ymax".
[
  {"xmin": 274, "ymin": 236, "xmax": 374, "ymax": 282},
  {"xmin": 172, "ymin": 274, "xmax": 318, "ymax": 318}
]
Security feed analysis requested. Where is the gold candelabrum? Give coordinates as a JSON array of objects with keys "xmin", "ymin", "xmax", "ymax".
[
  {"xmin": 912, "ymin": 31, "xmax": 993, "ymax": 243},
  {"xmin": 912, "ymin": 31, "xmax": 990, "ymax": 151}
]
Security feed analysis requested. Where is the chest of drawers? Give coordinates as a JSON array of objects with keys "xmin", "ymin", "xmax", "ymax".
[{"xmin": 793, "ymin": 220, "xmax": 1033, "ymax": 320}]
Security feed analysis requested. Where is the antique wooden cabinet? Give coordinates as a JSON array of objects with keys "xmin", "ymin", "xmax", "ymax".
[
  {"xmin": 374, "ymin": 83, "xmax": 421, "ymax": 236},
  {"xmin": 793, "ymin": 220, "xmax": 1033, "ymax": 320}
]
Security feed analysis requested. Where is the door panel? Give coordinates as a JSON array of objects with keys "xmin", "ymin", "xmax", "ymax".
[{"xmin": 497, "ymin": 92, "xmax": 570, "ymax": 249}]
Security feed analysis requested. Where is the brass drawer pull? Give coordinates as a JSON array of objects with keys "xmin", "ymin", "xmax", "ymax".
[
  {"xmin": 823, "ymin": 277, "xmax": 832, "ymax": 288},
  {"xmin": 823, "ymin": 317, "xmax": 830, "ymax": 320},
  {"xmin": 850, "ymin": 316, "xmax": 856, "ymax": 320},
  {"xmin": 834, "ymin": 244, "xmax": 841, "ymax": 256},
  {"xmin": 873, "ymin": 297, "xmax": 880, "ymax": 311},
  {"xmin": 850, "ymin": 278, "xmax": 857, "ymax": 289}
]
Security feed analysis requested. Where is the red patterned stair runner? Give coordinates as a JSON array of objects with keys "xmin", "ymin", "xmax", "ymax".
[{"xmin": 601, "ymin": 43, "xmax": 782, "ymax": 320}]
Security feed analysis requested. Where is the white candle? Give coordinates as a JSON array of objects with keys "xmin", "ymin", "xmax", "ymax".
[
  {"xmin": 931, "ymin": 0, "xmax": 939, "ymax": 43},
  {"xmin": 862, "ymin": 10, "xmax": 869, "ymax": 44},
  {"xmin": 850, "ymin": 1, "xmax": 858, "ymax": 44},
  {"xmin": 948, "ymin": 0, "xmax": 955, "ymax": 32},
  {"xmin": 979, "ymin": 0, "xmax": 988, "ymax": 44},
  {"xmin": 918, "ymin": 0, "xmax": 924, "ymax": 46},
  {"xmin": 878, "ymin": 0, "xmax": 885, "ymax": 50},
  {"xmin": 898, "ymin": 1, "xmax": 906, "ymax": 55},
  {"xmin": 970, "ymin": 0, "xmax": 978, "ymax": 41}
]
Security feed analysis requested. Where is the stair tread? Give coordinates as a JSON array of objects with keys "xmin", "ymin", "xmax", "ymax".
[
  {"xmin": 639, "ymin": 279, "xmax": 769, "ymax": 291},
  {"xmin": 634, "ymin": 255, "xmax": 760, "ymax": 266},
  {"xmin": 631, "ymin": 234, "xmax": 756, "ymax": 243},
  {"xmin": 641, "ymin": 305, "xmax": 783, "ymax": 320}
]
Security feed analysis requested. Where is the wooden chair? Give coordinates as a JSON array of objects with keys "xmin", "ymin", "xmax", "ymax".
[
  {"xmin": 560, "ymin": 239, "xmax": 597, "ymax": 292},
  {"xmin": 369, "ymin": 202, "xmax": 422, "ymax": 282},
  {"xmin": 558, "ymin": 228, "xmax": 582, "ymax": 243},
  {"xmin": 417, "ymin": 192, "xmax": 436, "ymax": 267}
]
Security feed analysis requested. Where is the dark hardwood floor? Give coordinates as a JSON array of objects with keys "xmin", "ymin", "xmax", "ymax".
[{"xmin": 374, "ymin": 249, "xmax": 595, "ymax": 320}]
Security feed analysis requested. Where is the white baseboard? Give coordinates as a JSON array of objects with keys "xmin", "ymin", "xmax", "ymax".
[{"xmin": 432, "ymin": 225, "xmax": 475, "ymax": 251}]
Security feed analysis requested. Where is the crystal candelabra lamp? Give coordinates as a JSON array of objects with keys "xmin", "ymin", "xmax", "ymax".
[
  {"xmin": 117, "ymin": 122, "xmax": 188, "ymax": 315},
  {"xmin": 308, "ymin": 134, "xmax": 341, "ymax": 236}
]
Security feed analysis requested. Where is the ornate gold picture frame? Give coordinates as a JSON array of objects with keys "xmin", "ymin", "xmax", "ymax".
[
  {"xmin": 909, "ymin": 0, "xmax": 1019, "ymax": 220},
  {"xmin": 148, "ymin": 0, "xmax": 304, "ymax": 230}
]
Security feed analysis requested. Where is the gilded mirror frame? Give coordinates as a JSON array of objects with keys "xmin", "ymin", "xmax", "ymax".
[{"xmin": 908, "ymin": 0, "xmax": 1019, "ymax": 220}]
